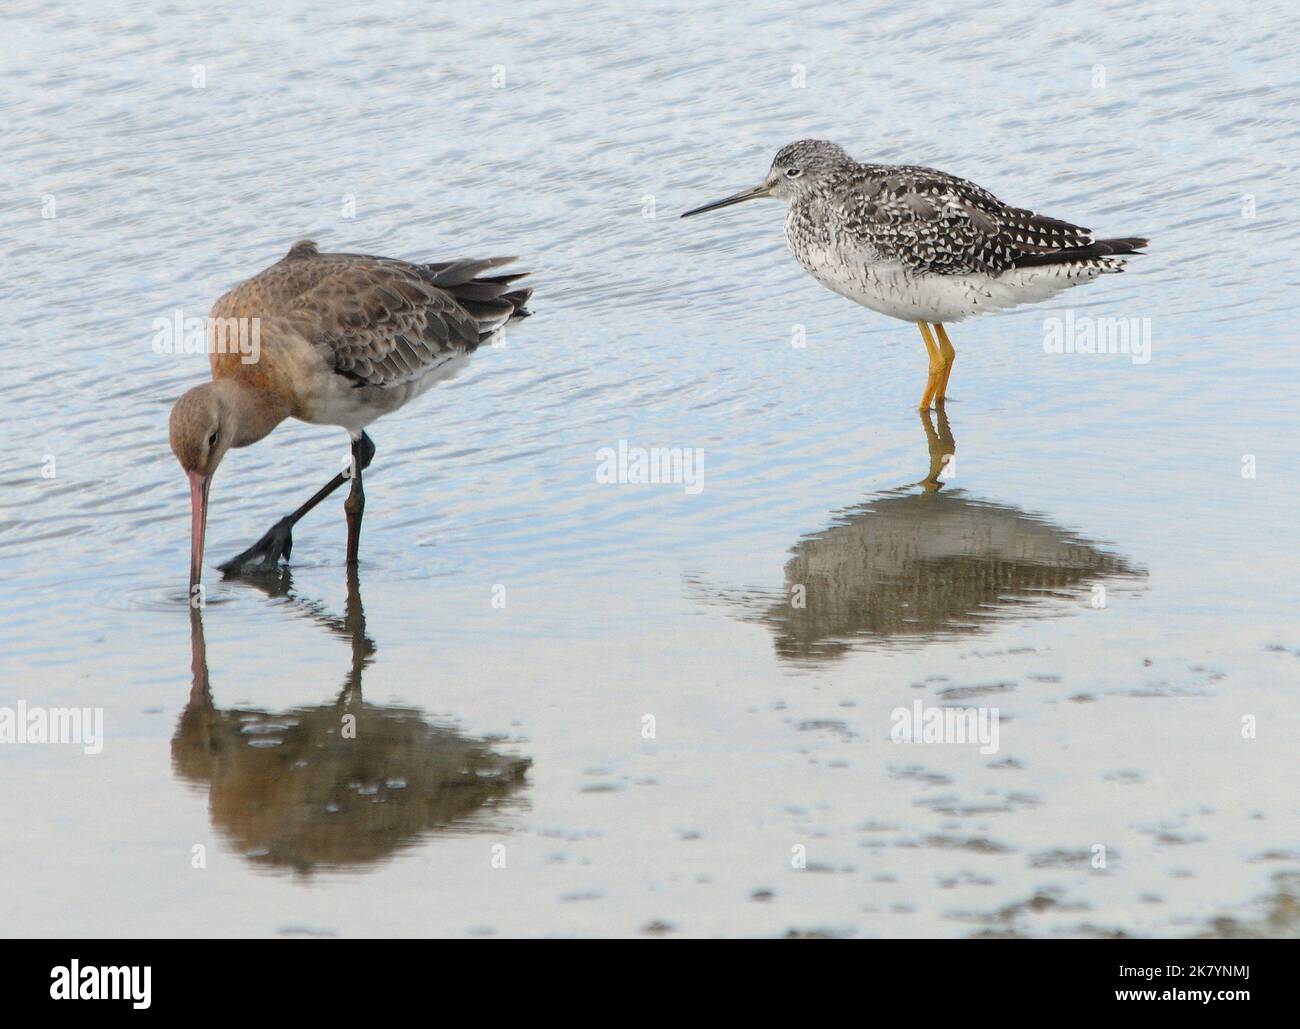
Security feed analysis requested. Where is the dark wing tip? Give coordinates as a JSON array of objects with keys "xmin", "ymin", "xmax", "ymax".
[
  {"xmin": 1013, "ymin": 236, "xmax": 1150, "ymax": 268},
  {"xmin": 504, "ymin": 286, "xmax": 533, "ymax": 318},
  {"xmin": 425, "ymin": 256, "xmax": 522, "ymax": 287}
]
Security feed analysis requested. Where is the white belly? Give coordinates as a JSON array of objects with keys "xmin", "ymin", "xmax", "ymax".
[
  {"xmin": 302, "ymin": 350, "xmax": 474, "ymax": 436},
  {"xmin": 794, "ymin": 245, "xmax": 1110, "ymax": 324}
]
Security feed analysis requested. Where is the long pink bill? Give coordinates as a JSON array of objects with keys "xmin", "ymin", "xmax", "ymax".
[{"xmin": 187, "ymin": 471, "xmax": 211, "ymax": 594}]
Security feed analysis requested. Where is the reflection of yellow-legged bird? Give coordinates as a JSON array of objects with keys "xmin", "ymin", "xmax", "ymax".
[
  {"xmin": 697, "ymin": 409, "xmax": 1144, "ymax": 662},
  {"xmin": 683, "ymin": 140, "xmax": 1148, "ymax": 409},
  {"xmin": 918, "ymin": 407, "xmax": 956, "ymax": 493}
]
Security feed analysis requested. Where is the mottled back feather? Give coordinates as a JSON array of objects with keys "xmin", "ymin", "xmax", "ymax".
[
  {"xmin": 210, "ymin": 241, "xmax": 532, "ymax": 390},
  {"xmin": 791, "ymin": 156, "xmax": 1146, "ymax": 276}
]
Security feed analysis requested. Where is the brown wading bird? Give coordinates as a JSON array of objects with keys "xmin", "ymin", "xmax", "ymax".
[
  {"xmin": 682, "ymin": 140, "xmax": 1149, "ymax": 409},
  {"xmin": 169, "ymin": 240, "xmax": 532, "ymax": 590}
]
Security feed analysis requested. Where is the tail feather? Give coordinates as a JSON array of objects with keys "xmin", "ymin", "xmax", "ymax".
[
  {"xmin": 424, "ymin": 255, "xmax": 520, "ymax": 287},
  {"xmin": 1014, "ymin": 237, "xmax": 1149, "ymax": 269},
  {"xmin": 502, "ymin": 287, "xmax": 533, "ymax": 318},
  {"xmin": 423, "ymin": 258, "xmax": 532, "ymax": 338}
]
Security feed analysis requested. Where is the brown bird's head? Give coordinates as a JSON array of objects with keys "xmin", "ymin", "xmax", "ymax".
[{"xmin": 170, "ymin": 383, "xmax": 235, "ymax": 591}]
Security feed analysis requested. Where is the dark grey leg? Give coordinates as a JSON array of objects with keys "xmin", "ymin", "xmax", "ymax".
[
  {"xmin": 220, "ymin": 432, "xmax": 374, "ymax": 575},
  {"xmin": 344, "ymin": 434, "xmax": 375, "ymax": 566}
]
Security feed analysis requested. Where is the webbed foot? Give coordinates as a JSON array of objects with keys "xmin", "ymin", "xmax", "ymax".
[{"xmin": 218, "ymin": 516, "xmax": 294, "ymax": 575}]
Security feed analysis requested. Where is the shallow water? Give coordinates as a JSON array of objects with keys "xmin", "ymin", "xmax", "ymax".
[{"xmin": 2, "ymin": 0, "xmax": 1299, "ymax": 937}]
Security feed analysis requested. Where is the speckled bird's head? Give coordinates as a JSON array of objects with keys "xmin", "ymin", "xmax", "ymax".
[
  {"xmin": 681, "ymin": 139, "xmax": 855, "ymax": 218},
  {"xmin": 765, "ymin": 139, "xmax": 854, "ymax": 200}
]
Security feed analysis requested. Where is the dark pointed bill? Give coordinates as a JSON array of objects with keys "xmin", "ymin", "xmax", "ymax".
[{"xmin": 680, "ymin": 183, "xmax": 772, "ymax": 218}]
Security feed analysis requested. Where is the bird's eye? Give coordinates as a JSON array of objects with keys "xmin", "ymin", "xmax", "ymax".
[
  {"xmin": 785, "ymin": 167, "xmax": 802, "ymax": 178},
  {"xmin": 207, "ymin": 432, "xmax": 219, "ymax": 448}
]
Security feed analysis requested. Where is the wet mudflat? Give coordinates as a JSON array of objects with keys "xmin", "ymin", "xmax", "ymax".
[{"xmin": 2, "ymin": 0, "xmax": 1298, "ymax": 936}]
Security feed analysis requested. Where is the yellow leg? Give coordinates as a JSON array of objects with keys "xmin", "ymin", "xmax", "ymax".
[
  {"xmin": 917, "ymin": 321, "xmax": 943, "ymax": 410},
  {"xmin": 933, "ymin": 323, "xmax": 956, "ymax": 405}
]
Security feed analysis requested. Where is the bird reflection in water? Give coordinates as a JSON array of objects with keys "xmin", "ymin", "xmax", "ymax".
[
  {"xmin": 173, "ymin": 568, "xmax": 530, "ymax": 874},
  {"xmin": 724, "ymin": 409, "xmax": 1144, "ymax": 662}
]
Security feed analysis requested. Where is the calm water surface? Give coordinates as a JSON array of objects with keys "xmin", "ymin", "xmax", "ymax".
[{"xmin": 2, "ymin": 0, "xmax": 1299, "ymax": 937}]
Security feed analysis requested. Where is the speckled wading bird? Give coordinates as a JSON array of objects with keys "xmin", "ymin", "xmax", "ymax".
[
  {"xmin": 168, "ymin": 240, "xmax": 531, "ymax": 589},
  {"xmin": 682, "ymin": 140, "xmax": 1148, "ymax": 409}
]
